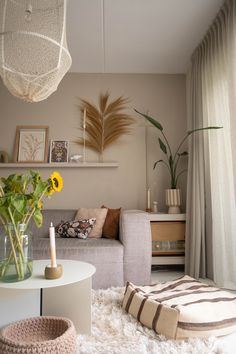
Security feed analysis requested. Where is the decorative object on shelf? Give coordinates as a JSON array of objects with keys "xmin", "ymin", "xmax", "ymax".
[
  {"xmin": 0, "ymin": 170, "xmax": 63, "ymax": 282},
  {"xmin": 13, "ymin": 126, "xmax": 49, "ymax": 163},
  {"xmin": 0, "ymin": 151, "xmax": 9, "ymax": 163},
  {"xmin": 70, "ymin": 154, "xmax": 82, "ymax": 163},
  {"xmin": 135, "ymin": 109, "xmax": 222, "ymax": 213},
  {"xmin": 76, "ymin": 92, "xmax": 135, "ymax": 162},
  {"xmin": 0, "ymin": 0, "xmax": 72, "ymax": 102},
  {"xmin": 165, "ymin": 188, "xmax": 181, "ymax": 214},
  {"xmin": 152, "ymin": 201, "xmax": 158, "ymax": 213},
  {"xmin": 146, "ymin": 188, "xmax": 151, "ymax": 212},
  {"xmin": 82, "ymin": 107, "xmax": 86, "ymax": 162},
  {"xmin": 50, "ymin": 140, "xmax": 69, "ymax": 163}
]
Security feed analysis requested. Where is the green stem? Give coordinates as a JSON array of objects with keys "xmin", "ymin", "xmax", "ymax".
[
  {"xmin": 0, "ymin": 181, "xmax": 5, "ymax": 197},
  {"xmin": 6, "ymin": 224, "xmax": 21, "ymax": 278},
  {"xmin": 24, "ymin": 186, "xmax": 48, "ymax": 227},
  {"xmin": 172, "ymin": 154, "xmax": 181, "ymax": 186},
  {"xmin": 173, "ymin": 127, "xmax": 221, "ymax": 162},
  {"xmin": 173, "ymin": 134, "xmax": 189, "ymax": 162},
  {"xmin": 24, "ymin": 208, "xmax": 36, "ymax": 228},
  {"xmin": 8, "ymin": 207, "xmax": 25, "ymax": 254},
  {"xmin": 175, "ymin": 169, "xmax": 188, "ymax": 186},
  {"xmin": 159, "ymin": 160, "xmax": 172, "ymax": 174}
]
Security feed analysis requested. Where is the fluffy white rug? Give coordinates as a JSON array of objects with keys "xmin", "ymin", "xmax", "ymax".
[{"xmin": 77, "ymin": 287, "xmax": 225, "ymax": 354}]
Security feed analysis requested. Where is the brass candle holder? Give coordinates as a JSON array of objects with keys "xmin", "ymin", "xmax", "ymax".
[
  {"xmin": 44, "ymin": 264, "xmax": 63, "ymax": 280},
  {"xmin": 145, "ymin": 208, "xmax": 152, "ymax": 213}
]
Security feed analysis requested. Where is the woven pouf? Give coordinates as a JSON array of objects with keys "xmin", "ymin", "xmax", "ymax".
[{"xmin": 0, "ymin": 316, "xmax": 77, "ymax": 354}]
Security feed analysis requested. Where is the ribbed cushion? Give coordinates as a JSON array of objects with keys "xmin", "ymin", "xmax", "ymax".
[
  {"xmin": 0, "ymin": 316, "xmax": 76, "ymax": 354},
  {"xmin": 123, "ymin": 275, "xmax": 236, "ymax": 339}
]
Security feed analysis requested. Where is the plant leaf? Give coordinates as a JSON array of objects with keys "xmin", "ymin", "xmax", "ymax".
[
  {"xmin": 33, "ymin": 209, "xmax": 42, "ymax": 228},
  {"xmin": 106, "ymin": 96, "xmax": 129, "ymax": 115},
  {"xmin": 187, "ymin": 126, "xmax": 223, "ymax": 136},
  {"xmin": 153, "ymin": 159, "xmax": 164, "ymax": 169},
  {"xmin": 99, "ymin": 92, "xmax": 109, "ymax": 113},
  {"xmin": 11, "ymin": 195, "xmax": 26, "ymax": 214},
  {"xmin": 177, "ymin": 151, "xmax": 188, "ymax": 156},
  {"xmin": 76, "ymin": 93, "xmax": 134, "ymax": 154},
  {"xmin": 134, "ymin": 109, "xmax": 163, "ymax": 131},
  {"xmin": 158, "ymin": 138, "xmax": 167, "ymax": 154}
]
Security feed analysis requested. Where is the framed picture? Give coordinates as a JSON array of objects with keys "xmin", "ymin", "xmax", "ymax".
[
  {"xmin": 14, "ymin": 126, "xmax": 49, "ymax": 163},
  {"xmin": 49, "ymin": 140, "xmax": 69, "ymax": 163}
]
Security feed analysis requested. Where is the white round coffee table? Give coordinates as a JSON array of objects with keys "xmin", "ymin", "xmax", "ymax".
[{"xmin": 0, "ymin": 260, "xmax": 96, "ymax": 334}]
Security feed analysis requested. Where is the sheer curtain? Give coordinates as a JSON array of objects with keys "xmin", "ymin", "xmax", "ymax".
[{"xmin": 186, "ymin": 0, "xmax": 236, "ymax": 289}]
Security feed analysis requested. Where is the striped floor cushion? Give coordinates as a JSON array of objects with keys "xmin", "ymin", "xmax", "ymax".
[{"xmin": 122, "ymin": 275, "xmax": 236, "ymax": 339}]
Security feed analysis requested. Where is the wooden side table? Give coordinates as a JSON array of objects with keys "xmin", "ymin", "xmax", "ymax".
[
  {"xmin": 0, "ymin": 260, "xmax": 96, "ymax": 334},
  {"xmin": 147, "ymin": 213, "xmax": 186, "ymax": 265}
]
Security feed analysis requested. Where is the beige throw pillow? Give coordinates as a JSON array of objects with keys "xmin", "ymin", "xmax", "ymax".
[{"xmin": 76, "ymin": 208, "xmax": 108, "ymax": 238}]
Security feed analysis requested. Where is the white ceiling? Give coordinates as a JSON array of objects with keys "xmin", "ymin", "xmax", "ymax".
[{"xmin": 67, "ymin": 0, "xmax": 224, "ymax": 74}]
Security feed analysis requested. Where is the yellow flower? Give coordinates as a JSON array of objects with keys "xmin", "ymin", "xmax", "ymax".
[
  {"xmin": 38, "ymin": 201, "xmax": 43, "ymax": 209},
  {"xmin": 50, "ymin": 172, "xmax": 63, "ymax": 193},
  {"xmin": 47, "ymin": 187, "xmax": 55, "ymax": 196}
]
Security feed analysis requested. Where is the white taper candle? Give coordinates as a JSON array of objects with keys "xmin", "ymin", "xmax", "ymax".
[
  {"xmin": 49, "ymin": 222, "xmax": 57, "ymax": 268},
  {"xmin": 83, "ymin": 108, "xmax": 86, "ymax": 129},
  {"xmin": 147, "ymin": 188, "xmax": 151, "ymax": 209}
]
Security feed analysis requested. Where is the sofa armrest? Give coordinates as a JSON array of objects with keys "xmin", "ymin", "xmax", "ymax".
[{"xmin": 119, "ymin": 210, "xmax": 152, "ymax": 286}]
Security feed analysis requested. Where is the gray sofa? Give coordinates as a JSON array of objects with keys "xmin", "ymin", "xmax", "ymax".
[{"xmin": 31, "ymin": 209, "xmax": 152, "ymax": 289}]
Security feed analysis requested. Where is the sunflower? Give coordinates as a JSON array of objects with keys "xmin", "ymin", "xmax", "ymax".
[
  {"xmin": 47, "ymin": 186, "xmax": 55, "ymax": 196},
  {"xmin": 50, "ymin": 172, "xmax": 63, "ymax": 193}
]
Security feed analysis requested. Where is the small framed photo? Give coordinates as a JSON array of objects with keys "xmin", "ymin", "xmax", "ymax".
[
  {"xmin": 14, "ymin": 126, "xmax": 49, "ymax": 163},
  {"xmin": 49, "ymin": 140, "xmax": 69, "ymax": 163}
]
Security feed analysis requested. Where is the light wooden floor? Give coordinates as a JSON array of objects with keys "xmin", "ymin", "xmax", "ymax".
[{"xmin": 151, "ymin": 267, "xmax": 184, "ymax": 283}]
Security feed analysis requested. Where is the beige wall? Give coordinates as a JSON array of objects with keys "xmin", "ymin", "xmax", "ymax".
[{"xmin": 0, "ymin": 73, "xmax": 186, "ymax": 211}]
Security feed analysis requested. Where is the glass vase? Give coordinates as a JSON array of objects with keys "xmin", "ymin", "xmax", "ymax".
[{"xmin": 0, "ymin": 223, "xmax": 33, "ymax": 282}]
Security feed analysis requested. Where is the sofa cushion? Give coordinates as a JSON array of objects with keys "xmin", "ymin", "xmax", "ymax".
[
  {"xmin": 101, "ymin": 205, "xmax": 121, "ymax": 239},
  {"xmin": 56, "ymin": 219, "xmax": 96, "ymax": 239},
  {"xmin": 33, "ymin": 237, "xmax": 123, "ymax": 265},
  {"xmin": 76, "ymin": 208, "xmax": 107, "ymax": 238}
]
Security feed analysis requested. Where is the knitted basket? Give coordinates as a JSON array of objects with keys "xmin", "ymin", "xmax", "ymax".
[{"xmin": 0, "ymin": 316, "xmax": 76, "ymax": 354}]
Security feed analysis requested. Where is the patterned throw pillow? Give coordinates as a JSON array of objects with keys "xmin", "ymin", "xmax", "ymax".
[{"xmin": 56, "ymin": 219, "xmax": 96, "ymax": 239}]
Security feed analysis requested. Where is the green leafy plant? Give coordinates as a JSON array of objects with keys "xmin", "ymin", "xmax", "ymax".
[
  {"xmin": 135, "ymin": 109, "xmax": 222, "ymax": 189},
  {"xmin": 0, "ymin": 170, "xmax": 63, "ymax": 281}
]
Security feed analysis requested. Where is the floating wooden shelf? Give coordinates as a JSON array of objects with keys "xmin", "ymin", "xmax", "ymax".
[{"xmin": 0, "ymin": 162, "xmax": 119, "ymax": 168}]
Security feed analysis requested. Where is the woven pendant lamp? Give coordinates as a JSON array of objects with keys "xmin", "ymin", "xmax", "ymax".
[{"xmin": 0, "ymin": 0, "xmax": 72, "ymax": 102}]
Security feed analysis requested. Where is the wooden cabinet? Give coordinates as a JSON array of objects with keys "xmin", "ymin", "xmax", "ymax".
[{"xmin": 147, "ymin": 213, "xmax": 186, "ymax": 265}]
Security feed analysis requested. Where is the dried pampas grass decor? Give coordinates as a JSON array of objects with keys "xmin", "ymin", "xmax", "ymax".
[{"xmin": 76, "ymin": 92, "xmax": 135, "ymax": 161}]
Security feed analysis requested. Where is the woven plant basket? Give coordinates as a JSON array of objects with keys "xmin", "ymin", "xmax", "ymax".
[{"xmin": 0, "ymin": 316, "xmax": 76, "ymax": 354}]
